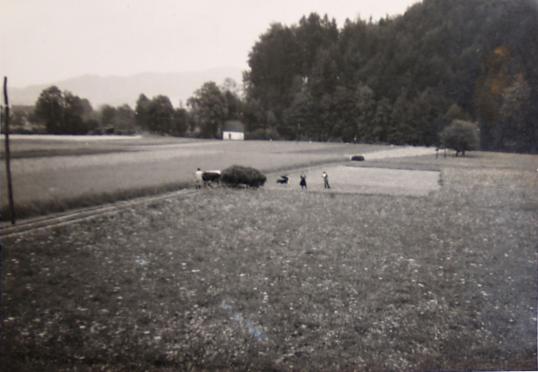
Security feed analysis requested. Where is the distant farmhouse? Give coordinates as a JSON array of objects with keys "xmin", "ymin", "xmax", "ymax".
[{"xmin": 222, "ymin": 120, "xmax": 245, "ymax": 140}]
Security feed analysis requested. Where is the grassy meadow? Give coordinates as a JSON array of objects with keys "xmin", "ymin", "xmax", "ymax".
[{"xmin": 1, "ymin": 149, "xmax": 537, "ymax": 370}]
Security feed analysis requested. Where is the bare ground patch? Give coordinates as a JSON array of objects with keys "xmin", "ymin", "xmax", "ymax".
[{"xmin": 266, "ymin": 165, "xmax": 440, "ymax": 196}]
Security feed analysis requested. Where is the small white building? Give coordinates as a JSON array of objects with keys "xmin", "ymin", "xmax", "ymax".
[{"xmin": 222, "ymin": 120, "xmax": 245, "ymax": 141}]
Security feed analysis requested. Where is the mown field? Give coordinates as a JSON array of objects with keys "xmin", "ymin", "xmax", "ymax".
[
  {"xmin": 1, "ymin": 150, "xmax": 537, "ymax": 370},
  {"xmin": 0, "ymin": 135, "xmax": 389, "ymax": 219}
]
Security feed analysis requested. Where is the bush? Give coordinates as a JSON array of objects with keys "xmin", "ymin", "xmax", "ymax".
[
  {"xmin": 440, "ymin": 120, "xmax": 479, "ymax": 156},
  {"xmin": 245, "ymin": 128, "xmax": 281, "ymax": 140},
  {"xmin": 245, "ymin": 128, "xmax": 268, "ymax": 140},
  {"xmin": 221, "ymin": 165, "xmax": 267, "ymax": 188}
]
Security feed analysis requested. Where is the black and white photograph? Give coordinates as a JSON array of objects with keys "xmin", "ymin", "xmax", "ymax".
[{"xmin": 1, "ymin": 0, "xmax": 537, "ymax": 370}]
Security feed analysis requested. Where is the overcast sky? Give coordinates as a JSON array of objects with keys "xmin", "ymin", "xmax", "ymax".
[{"xmin": 1, "ymin": 0, "xmax": 419, "ymax": 87}]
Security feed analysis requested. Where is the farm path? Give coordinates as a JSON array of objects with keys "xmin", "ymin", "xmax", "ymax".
[
  {"xmin": 0, "ymin": 189, "xmax": 196, "ymax": 239},
  {"xmin": 359, "ymin": 145, "xmax": 437, "ymax": 160}
]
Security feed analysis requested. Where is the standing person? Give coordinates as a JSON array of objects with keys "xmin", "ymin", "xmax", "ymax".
[
  {"xmin": 322, "ymin": 171, "xmax": 330, "ymax": 189},
  {"xmin": 194, "ymin": 168, "xmax": 203, "ymax": 189},
  {"xmin": 299, "ymin": 174, "xmax": 307, "ymax": 190}
]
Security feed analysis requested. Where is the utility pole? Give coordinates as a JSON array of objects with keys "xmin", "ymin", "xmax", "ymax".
[{"xmin": 3, "ymin": 77, "xmax": 16, "ymax": 225}]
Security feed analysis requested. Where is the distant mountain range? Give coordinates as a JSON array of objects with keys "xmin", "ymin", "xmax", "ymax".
[{"xmin": 10, "ymin": 66, "xmax": 244, "ymax": 107}]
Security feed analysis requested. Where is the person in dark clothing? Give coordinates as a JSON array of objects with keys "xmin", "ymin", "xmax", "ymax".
[{"xmin": 299, "ymin": 174, "xmax": 307, "ymax": 190}]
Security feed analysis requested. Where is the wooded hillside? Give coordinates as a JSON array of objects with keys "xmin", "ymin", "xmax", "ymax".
[{"xmin": 244, "ymin": 0, "xmax": 538, "ymax": 152}]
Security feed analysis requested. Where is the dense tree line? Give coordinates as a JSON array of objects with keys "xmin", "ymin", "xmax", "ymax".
[
  {"xmin": 25, "ymin": 80, "xmax": 242, "ymax": 137},
  {"xmin": 133, "ymin": 80, "xmax": 242, "ymax": 138},
  {"xmin": 244, "ymin": 0, "xmax": 538, "ymax": 152},
  {"xmin": 30, "ymin": 86, "xmax": 138, "ymax": 135},
  {"xmin": 33, "ymin": 86, "xmax": 97, "ymax": 134}
]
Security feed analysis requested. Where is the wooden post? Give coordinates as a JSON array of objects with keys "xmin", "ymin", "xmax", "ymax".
[{"xmin": 3, "ymin": 77, "xmax": 16, "ymax": 225}]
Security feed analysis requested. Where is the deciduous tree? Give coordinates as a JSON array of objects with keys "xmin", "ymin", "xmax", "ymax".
[
  {"xmin": 440, "ymin": 120, "xmax": 479, "ymax": 156},
  {"xmin": 34, "ymin": 86, "xmax": 64, "ymax": 134},
  {"xmin": 187, "ymin": 82, "xmax": 228, "ymax": 138}
]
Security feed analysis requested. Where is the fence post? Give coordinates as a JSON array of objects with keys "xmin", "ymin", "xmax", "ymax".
[{"xmin": 3, "ymin": 77, "xmax": 16, "ymax": 225}]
